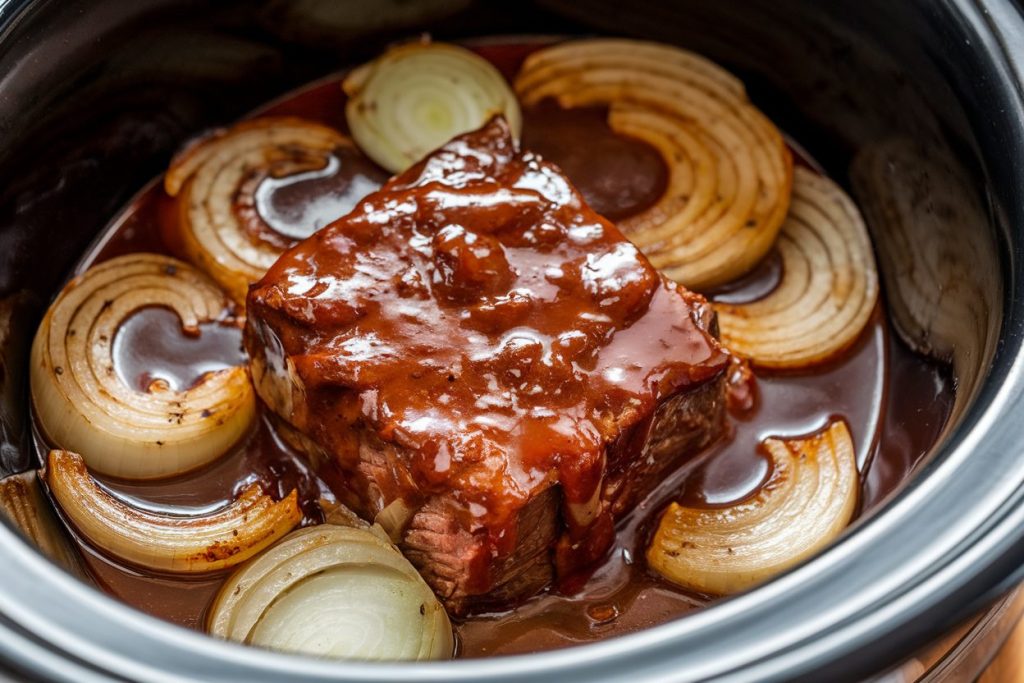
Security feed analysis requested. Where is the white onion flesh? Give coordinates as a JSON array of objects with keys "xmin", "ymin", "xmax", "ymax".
[
  {"xmin": 208, "ymin": 523, "xmax": 453, "ymax": 661},
  {"xmin": 514, "ymin": 38, "xmax": 792, "ymax": 290},
  {"xmin": 647, "ymin": 420, "xmax": 858, "ymax": 595},
  {"xmin": 30, "ymin": 254, "xmax": 255, "ymax": 480},
  {"xmin": 715, "ymin": 168, "xmax": 879, "ymax": 368},
  {"xmin": 165, "ymin": 117, "xmax": 351, "ymax": 303},
  {"xmin": 345, "ymin": 41, "xmax": 522, "ymax": 173},
  {"xmin": 44, "ymin": 449, "xmax": 301, "ymax": 573}
]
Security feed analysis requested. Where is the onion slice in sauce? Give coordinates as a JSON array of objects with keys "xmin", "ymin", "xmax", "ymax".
[
  {"xmin": 715, "ymin": 168, "xmax": 879, "ymax": 368},
  {"xmin": 647, "ymin": 420, "xmax": 857, "ymax": 596},
  {"xmin": 43, "ymin": 449, "xmax": 301, "ymax": 573},
  {"xmin": 514, "ymin": 38, "xmax": 792, "ymax": 290},
  {"xmin": 30, "ymin": 254, "xmax": 254, "ymax": 479},
  {"xmin": 208, "ymin": 522, "xmax": 454, "ymax": 661},
  {"xmin": 344, "ymin": 41, "xmax": 523, "ymax": 173},
  {"xmin": 165, "ymin": 117, "xmax": 355, "ymax": 303}
]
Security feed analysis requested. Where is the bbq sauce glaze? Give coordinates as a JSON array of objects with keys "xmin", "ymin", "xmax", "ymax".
[
  {"xmin": 42, "ymin": 40, "xmax": 955, "ymax": 657},
  {"xmin": 246, "ymin": 115, "xmax": 731, "ymax": 611}
]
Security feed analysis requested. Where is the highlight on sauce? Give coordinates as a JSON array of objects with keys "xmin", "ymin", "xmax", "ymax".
[{"xmin": 5, "ymin": 36, "xmax": 955, "ymax": 662}]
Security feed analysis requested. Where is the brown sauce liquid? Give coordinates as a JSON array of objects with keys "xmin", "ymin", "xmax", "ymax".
[
  {"xmin": 522, "ymin": 101, "xmax": 668, "ymax": 221},
  {"xmin": 253, "ymin": 147, "xmax": 387, "ymax": 241},
  {"xmin": 41, "ymin": 39, "xmax": 955, "ymax": 657},
  {"xmin": 112, "ymin": 307, "xmax": 246, "ymax": 393}
]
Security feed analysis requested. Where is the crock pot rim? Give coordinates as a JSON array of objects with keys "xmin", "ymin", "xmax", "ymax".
[{"xmin": 1, "ymin": 0, "xmax": 1023, "ymax": 681}]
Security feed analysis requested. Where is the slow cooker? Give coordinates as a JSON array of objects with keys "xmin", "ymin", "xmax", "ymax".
[{"xmin": 1, "ymin": 0, "xmax": 1024, "ymax": 680}]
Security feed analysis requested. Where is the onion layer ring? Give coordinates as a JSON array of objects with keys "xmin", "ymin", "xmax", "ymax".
[
  {"xmin": 647, "ymin": 420, "xmax": 857, "ymax": 595},
  {"xmin": 30, "ymin": 253, "xmax": 255, "ymax": 480},
  {"xmin": 45, "ymin": 449, "xmax": 300, "ymax": 574},
  {"xmin": 165, "ymin": 117, "xmax": 352, "ymax": 303},
  {"xmin": 345, "ymin": 41, "xmax": 523, "ymax": 173},
  {"xmin": 716, "ymin": 168, "xmax": 879, "ymax": 368},
  {"xmin": 515, "ymin": 38, "xmax": 792, "ymax": 290},
  {"xmin": 208, "ymin": 523, "xmax": 454, "ymax": 661}
]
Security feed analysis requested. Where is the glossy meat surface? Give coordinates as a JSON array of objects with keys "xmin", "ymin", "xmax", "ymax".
[{"xmin": 246, "ymin": 117, "xmax": 728, "ymax": 611}]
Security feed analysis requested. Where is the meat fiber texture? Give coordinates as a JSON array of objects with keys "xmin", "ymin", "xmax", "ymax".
[{"xmin": 246, "ymin": 117, "xmax": 728, "ymax": 614}]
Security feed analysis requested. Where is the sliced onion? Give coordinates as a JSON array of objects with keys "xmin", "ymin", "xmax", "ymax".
[
  {"xmin": 30, "ymin": 253, "xmax": 255, "ymax": 479},
  {"xmin": 165, "ymin": 117, "xmax": 352, "ymax": 303},
  {"xmin": 44, "ymin": 449, "xmax": 300, "ymax": 573},
  {"xmin": 344, "ymin": 40, "xmax": 522, "ymax": 173},
  {"xmin": 647, "ymin": 420, "xmax": 857, "ymax": 595},
  {"xmin": 0, "ymin": 470, "xmax": 86, "ymax": 578},
  {"xmin": 208, "ymin": 523, "xmax": 453, "ymax": 661},
  {"xmin": 607, "ymin": 105, "xmax": 717, "ymax": 246},
  {"xmin": 515, "ymin": 38, "xmax": 792, "ymax": 290},
  {"xmin": 715, "ymin": 168, "xmax": 879, "ymax": 368},
  {"xmin": 850, "ymin": 139, "xmax": 991, "ymax": 385}
]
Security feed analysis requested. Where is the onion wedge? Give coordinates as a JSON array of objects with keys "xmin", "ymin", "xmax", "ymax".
[
  {"xmin": 44, "ymin": 449, "xmax": 300, "ymax": 573},
  {"xmin": 344, "ymin": 41, "xmax": 522, "ymax": 173},
  {"xmin": 30, "ymin": 253, "xmax": 255, "ymax": 479},
  {"xmin": 165, "ymin": 117, "xmax": 360, "ymax": 303},
  {"xmin": 647, "ymin": 420, "xmax": 857, "ymax": 595},
  {"xmin": 850, "ymin": 138, "xmax": 993, "ymax": 393},
  {"xmin": 208, "ymin": 522, "xmax": 453, "ymax": 661},
  {"xmin": 715, "ymin": 168, "xmax": 879, "ymax": 368},
  {"xmin": 0, "ymin": 470, "xmax": 86, "ymax": 578},
  {"xmin": 514, "ymin": 38, "xmax": 792, "ymax": 290}
]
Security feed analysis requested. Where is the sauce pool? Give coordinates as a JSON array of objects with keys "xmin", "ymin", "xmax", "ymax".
[{"xmin": 112, "ymin": 307, "xmax": 246, "ymax": 393}]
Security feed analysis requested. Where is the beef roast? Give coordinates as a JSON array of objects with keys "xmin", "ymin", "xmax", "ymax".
[{"xmin": 245, "ymin": 117, "xmax": 729, "ymax": 614}]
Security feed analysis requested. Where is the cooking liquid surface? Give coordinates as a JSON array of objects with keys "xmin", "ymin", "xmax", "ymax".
[
  {"xmin": 112, "ymin": 307, "xmax": 246, "ymax": 394},
  {"xmin": 246, "ymin": 145, "xmax": 389, "ymax": 244},
  {"xmin": 43, "ymin": 40, "xmax": 954, "ymax": 657}
]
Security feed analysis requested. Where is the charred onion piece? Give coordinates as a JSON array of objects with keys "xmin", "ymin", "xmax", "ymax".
[
  {"xmin": 164, "ymin": 117, "xmax": 352, "ymax": 303},
  {"xmin": 208, "ymin": 523, "xmax": 454, "ymax": 661},
  {"xmin": 716, "ymin": 168, "xmax": 879, "ymax": 368},
  {"xmin": 344, "ymin": 41, "xmax": 522, "ymax": 173},
  {"xmin": 515, "ymin": 38, "xmax": 792, "ymax": 290},
  {"xmin": 44, "ymin": 450, "xmax": 300, "ymax": 573},
  {"xmin": 30, "ymin": 254, "xmax": 254, "ymax": 479},
  {"xmin": 647, "ymin": 420, "xmax": 857, "ymax": 595}
]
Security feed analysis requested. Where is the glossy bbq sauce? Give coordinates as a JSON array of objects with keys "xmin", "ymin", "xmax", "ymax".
[{"xmin": 42, "ymin": 40, "xmax": 955, "ymax": 656}]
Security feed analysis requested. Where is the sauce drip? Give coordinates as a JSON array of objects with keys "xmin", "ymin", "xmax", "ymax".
[
  {"xmin": 112, "ymin": 306, "xmax": 246, "ymax": 393},
  {"xmin": 522, "ymin": 101, "xmax": 669, "ymax": 220},
  {"xmin": 45, "ymin": 38, "xmax": 956, "ymax": 659}
]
